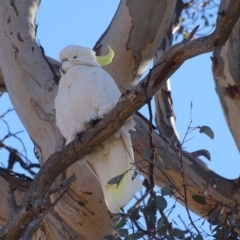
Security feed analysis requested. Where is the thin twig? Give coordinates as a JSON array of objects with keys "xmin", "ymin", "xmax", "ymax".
[
  {"xmin": 2, "ymin": 0, "xmax": 240, "ymax": 238},
  {"xmin": 142, "ymin": 68, "xmax": 155, "ymax": 193},
  {"xmin": 0, "ymin": 167, "xmax": 32, "ymax": 191},
  {"xmin": 0, "ymin": 108, "xmax": 14, "ymax": 118},
  {"xmin": 183, "ymin": 25, "xmax": 200, "ymax": 41},
  {"xmin": 122, "ymin": 190, "xmax": 149, "ymax": 221},
  {"xmin": 175, "ymin": 144, "xmax": 201, "ymax": 236},
  {"xmin": 21, "ymin": 175, "xmax": 75, "ymax": 240},
  {"xmin": 48, "ymin": 174, "xmax": 77, "ymax": 195}
]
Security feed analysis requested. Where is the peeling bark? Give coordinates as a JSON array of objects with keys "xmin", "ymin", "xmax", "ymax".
[
  {"xmin": 94, "ymin": 0, "xmax": 177, "ymax": 92},
  {"xmin": 0, "ymin": 70, "xmax": 5, "ymax": 92},
  {"xmin": 212, "ymin": 0, "xmax": 240, "ymax": 151},
  {"xmin": 0, "ymin": 0, "xmax": 112, "ymax": 239},
  {"xmin": 0, "ymin": 0, "xmax": 240, "ymax": 239},
  {"xmin": 153, "ymin": 3, "xmax": 182, "ymax": 143},
  {"xmin": 134, "ymin": 114, "xmax": 239, "ymax": 218},
  {"xmin": 0, "ymin": 0, "xmax": 178, "ymax": 239}
]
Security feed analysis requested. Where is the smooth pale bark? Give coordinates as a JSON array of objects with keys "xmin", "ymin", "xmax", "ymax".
[
  {"xmin": 212, "ymin": 0, "xmax": 240, "ymax": 152},
  {"xmin": 0, "ymin": 70, "xmax": 5, "ymax": 92},
  {"xmin": 0, "ymin": 0, "xmax": 240, "ymax": 238},
  {"xmin": 153, "ymin": 0, "xmax": 185, "ymax": 143},
  {"xmin": 134, "ymin": 114, "xmax": 238, "ymax": 218},
  {"xmin": 0, "ymin": 0, "xmax": 111, "ymax": 239},
  {"xmin": 94, "ymin": 0, "xmax": 177, "ymax": 92},
  {"xmin": 0, "ymin": 114, "xmax": 240, "ymax": 238},
  {"xmin": 0, "ymin": 0, "xmax": 177, "ymax": 239},
  {"xmin": 153, "ymin": 13, "xmax": 181, "ymax": 143}
]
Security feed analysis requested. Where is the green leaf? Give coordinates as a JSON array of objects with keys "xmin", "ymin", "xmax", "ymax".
[
  {"xmin": 115, "ymin": 218, "xmax": 126, "ymax": 229},
  {"xmin": 125, "ymin": 237, "xmax": 134, "ymax": 240},
  {"xmin": 191, "ymin": 149, "xmax": 211, "ymax": 161},
  {"xmin": 172, "ymin": 228, "xmax": 185, "ymax": 238},
  {"xmin": 227, "ymin": 212, "xmax": 234, "ymax": 226},
  {"xmin": 161, "ymin": 184, "xmax": 171, "ymax": 196},
  {"xmin": 211, "ymin": 178, "xmax": 217, "ymax": 189},
  {"xmin": 201, "ymin": 183, "xmax": 208, "ymax": 191},
  {"xmin": 208, "ymin": 206, "xmax": 220, "ymax": 225},
  {"xmin": 142, "ymin": 149, "xmax": 153, "ymax": 162},
  {"xmin": 104, "ymin": 235, "xmax": 118, "ymax": 240},
  {"xmin": 192, "ymin": 195, "xmax": 207, "ymax": 205},
  {"xmin": 157, "ymin": 225, "xmax": 167, "ymax": 235},
  {"xmin": 195, "ymin": 234, "xmax": 203, "ymax": 240},
  {"xmin": 157, "ymin": 218, "xmax": 164, "ymax": 230},
  {"xmin": 131, "ymin": 171, "xmax": 138, "ymax": 181},
  {"xmin": 120, "ymin": 207, "xmax": 125, "ymax": 213},
  {"xmin": 142, "ymin": 197, "xmax": 157, "ymax": 214},
  {"xmin": 213, "ymin": 227, "xmax": 230, "ymax": 239},
  {"xmin": 148, "ymin": 213, "xmax": 157, "ymax": 228},
  {"xmin": 129, "ymin": 208, "xmax": 140, "ymax": 221},
  {"xmin": 125, "ymin": 232, "xmax": 145, "ymax": 240},
  {"xmin": 201, "ymin": 14, "xmax": 209, "ymax": 27},
  {"xmin": 236, "ymin": 218, "xmax": 240, "ymax": 231},
  {"xmin": 156, "ymin": 196, "xmax": 167, "ymax": 211},
  {"xmin": 157, "ymin": 156, "xmax": 166, "ymax": 171},
  {"xmin": 159, "ymin": 141, "xmax": 172, "ymax": 156},
  {"xmin": 211, "ymin": 224, "xmax": 221, "ymax": 233},
  {"xmin": 107, "ymin": 173, "xmax": 125, "ymax": 186},
  {"xmin": 118, "ymin": 228, "xmax": 128, "ymax": 237},
  {"xmin": 232, "ymin": 206, "xmax": 239, "ymax": 215},
  {"xmin": 199, "ymin": 126, "xmax": 214, "ymax": 139}
]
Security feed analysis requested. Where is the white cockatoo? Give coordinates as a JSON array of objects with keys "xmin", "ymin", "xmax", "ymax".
[{"xmin": 55, "ymin": 45, "xmax": 142, "ymax": 213}]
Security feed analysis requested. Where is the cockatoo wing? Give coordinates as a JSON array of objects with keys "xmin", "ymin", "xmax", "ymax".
[
  {"xmin": 86, "ymin": 118, "xmax": 142, "ymax": 213},
  {"xmin": 55, "ymin": 65, "xmax": 121, "ymax": 143},
  {"xmin": 55, "ymin": 63, "xmax": 142, "ymax": 213}
]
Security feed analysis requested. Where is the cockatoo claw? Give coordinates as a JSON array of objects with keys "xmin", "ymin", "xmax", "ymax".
[
  {"xmin": 121, "ymin": 89, "xmax": 130, "ymax": 98},
  {"xmin": 55, "ymin": 45, "xmax": 142, "ymax": 214},
  {"xmin": 76, "ymin": 131, "xmax": 84, "ymax": 142},
  {"xmin": 89, "ymin": 118, "xmax": 102, "ymax": 127}
]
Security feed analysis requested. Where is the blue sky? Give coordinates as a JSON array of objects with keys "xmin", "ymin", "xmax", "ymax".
[
  {"xmin": 1, "ymin": 0, "xmax": 239, "ymax": 238},
  {"xmin": 35, "ymin": 0, "xmax": 240, "ymax": 179}
]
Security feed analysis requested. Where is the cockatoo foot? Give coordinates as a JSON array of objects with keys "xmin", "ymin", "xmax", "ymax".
[
  {"xmin": 76, "ymin": 131, "xmax": 84, "ymax": 142},
  {"xmin": 121, "ymin": 89, "xmax": 130, "ymax": 97},
  {"xmin": 89, "ymin": 118, "xmax": 102, "ymax": 127}
]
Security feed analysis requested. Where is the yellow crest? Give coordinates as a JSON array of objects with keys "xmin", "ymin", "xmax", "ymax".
[{"xmin": 96, "ymin": 46, "xmax": 114, "ymax": 66}]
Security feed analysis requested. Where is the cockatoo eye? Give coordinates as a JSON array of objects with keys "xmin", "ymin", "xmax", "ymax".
[{"xmin": 73, "ymin": 56, "xmax": 77, "ymax": 59}]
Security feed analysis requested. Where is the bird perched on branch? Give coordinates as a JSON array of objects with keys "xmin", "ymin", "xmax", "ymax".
[{"xmin": 55, "ymin": 45, "xmax": 142, "ymax": 213}]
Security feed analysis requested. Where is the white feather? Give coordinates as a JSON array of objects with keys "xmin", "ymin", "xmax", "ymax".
[{"xmin": 55, "ymin": 45, "xmax": 142, "ymax": 213}]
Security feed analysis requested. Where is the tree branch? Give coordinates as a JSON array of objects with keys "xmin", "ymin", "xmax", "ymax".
[
  {"xmin": 94, "ymin": 0, "xmax": 177, "ymax": 92},
  {"xmin": 1, "ymin": 0, "xmax": 240, "ymax": 238},
  {"xmin": 153, "ymin": 15, "xmax": 180, "ymax": 143},
  {"xmin": 0, "ymin": 0, "xmax": 178, "ymax": 238},
  {"xmin": 212, "ymin": 0, "xmax": 240, "ymax": 151}
]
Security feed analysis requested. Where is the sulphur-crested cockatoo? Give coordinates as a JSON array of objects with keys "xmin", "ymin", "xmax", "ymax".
[{"xmin": 55, "ymin": 45, "xmax": 142, "ymax": 213}]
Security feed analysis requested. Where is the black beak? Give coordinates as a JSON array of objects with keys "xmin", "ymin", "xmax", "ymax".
[{"xmin": 60, "ymin": 58, "xmax": 68, "ymax": 74}]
